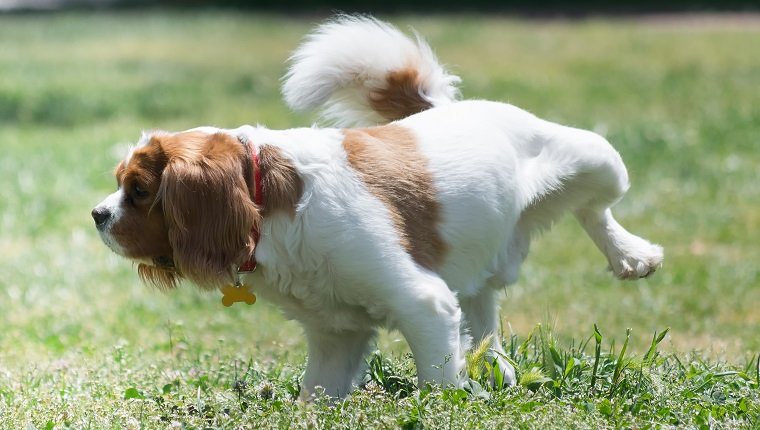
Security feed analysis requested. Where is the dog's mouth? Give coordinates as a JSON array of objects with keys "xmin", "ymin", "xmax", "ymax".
[{"xmin": 152, "ymin": 255, "xmax": 176, "ymax": 270}]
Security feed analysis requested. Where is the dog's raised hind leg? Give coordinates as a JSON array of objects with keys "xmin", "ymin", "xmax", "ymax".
[
  {"xmin": 575, "ymin": 208, "xmax": 663, "ymax": 279},
  {"xmin": 535, "ymin": 127, "xmax": 664, "ymax": 280}
]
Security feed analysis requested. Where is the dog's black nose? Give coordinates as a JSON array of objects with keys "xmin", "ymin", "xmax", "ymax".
[{"xmin": 91, "ymin": 207, "xmax": 111, "ymax": 227}]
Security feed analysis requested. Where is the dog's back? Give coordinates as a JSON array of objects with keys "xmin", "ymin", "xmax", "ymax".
[{"xmin": 283, "ymin": 16, "xmax": 661, "ymax": 283}]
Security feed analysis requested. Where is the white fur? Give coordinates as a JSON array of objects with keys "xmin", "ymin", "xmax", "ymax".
[
  {"xmin": 94, "ymin": 189, "xmax": 128, "ymax": 256},
  {"xmin": 271, "ymin": 16, "xmax": 662, "ymax": 398},
  {"xmin": 97, "ymin": 16, "xmax": 663, "ymax": 400},
  {"xmin": 282, "ymin": 15, "xmax": 460, "ymax": 127},
  {"xmin": 216, "ymin": 96, "xmax": 662, "ymax": 399}
]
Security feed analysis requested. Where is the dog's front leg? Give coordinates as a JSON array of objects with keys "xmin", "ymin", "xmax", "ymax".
[{"xmin": 299, "ymin": 327, "xmax": 376, "ymax": 401}]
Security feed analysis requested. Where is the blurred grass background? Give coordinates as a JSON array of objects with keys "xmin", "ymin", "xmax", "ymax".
[{"xmin": 0, "ymin": 11, "xmax": 758, "ymax": 425}]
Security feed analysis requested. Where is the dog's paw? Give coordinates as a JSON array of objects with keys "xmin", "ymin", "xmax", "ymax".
[
  {"xmin": 487, "ymin": 353, "xmax": 516, "ymax": 388},
  {"xmin": 608, "ymin": 238, "xmax": 664, "ymax": 280}
]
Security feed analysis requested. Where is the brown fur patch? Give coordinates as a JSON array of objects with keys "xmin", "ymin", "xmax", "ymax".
[
  {"xmin": 157, "ymin": 131, "xmax": 261, "ymax": 289},
  {"xmin": 111, "ymin": 143, "xmax": 173, "ymax": 261},
  {"xmin": 258, "ymin": 145, "xmax": 304, "ymax": 216},
  {"xmin": 342, "ymin": 125, "xmax": 447, "ymax": 269},
  {"xmin": 138, "ymin": 263, "xmax": 180, "ymax": 290},
  {"xmin": 106, "ymin": 131, "xmax": 304, "ymax": 290},
  {"xmin": 368, "ymin": 67, "xmax": 433, "ymax": 122},
  {"xmin": 109, "ymin": 130, "xmax": 264, "ymax": 289}
]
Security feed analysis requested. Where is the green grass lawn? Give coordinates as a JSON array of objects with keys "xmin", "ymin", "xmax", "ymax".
[{"xmin": 0, "ymin": 12, "xmax": 759, "ymax": 428}]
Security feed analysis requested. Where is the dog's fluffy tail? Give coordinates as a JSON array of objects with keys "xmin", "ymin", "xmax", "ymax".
[{"xmin": 282, "ymin": 15, "xmax": 461, "ymax": 127}]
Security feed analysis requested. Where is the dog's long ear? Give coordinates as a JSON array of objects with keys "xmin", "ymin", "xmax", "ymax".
[{"xmin": 159, "ymin": 151, "xmax": 260, "ymax": 289}]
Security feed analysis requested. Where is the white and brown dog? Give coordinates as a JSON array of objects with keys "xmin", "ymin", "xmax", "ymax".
[{"xmin": 92, "ymin": 16, "xmax": 663, "ymax": 399}]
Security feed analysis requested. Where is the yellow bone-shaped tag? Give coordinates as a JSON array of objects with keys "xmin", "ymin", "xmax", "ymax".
[{"xmin": 220, "ymin": 283, "xmax": 257, "ymax": 307}]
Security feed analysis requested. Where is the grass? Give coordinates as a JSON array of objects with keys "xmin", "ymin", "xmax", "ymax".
[{"xmin": 0, "ymin": 11, "xmax": 759, "ymax": 429}]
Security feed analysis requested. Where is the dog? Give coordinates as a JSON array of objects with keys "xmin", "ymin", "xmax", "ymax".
[{"xmin": 91, "ymin": 16, "xmax": 663, "ymax": 399}]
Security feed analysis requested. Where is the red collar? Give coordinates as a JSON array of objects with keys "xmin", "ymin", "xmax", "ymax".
[{"xmin": 238, "ymin": 137, "xmax": 263, "ymax": 273}]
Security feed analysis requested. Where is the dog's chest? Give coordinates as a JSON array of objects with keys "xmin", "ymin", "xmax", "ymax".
[{"xmin": 249, "ymin": 267, "xmax": 384, "ymax": 332}]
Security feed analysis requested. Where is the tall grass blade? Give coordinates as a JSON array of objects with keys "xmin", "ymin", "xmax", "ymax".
[
  {"xmin": 517, "ymin": 326, "xmax": 537, "ymax": 358},
  {"xmin": 644, "ymin": 327, "xmax": 670, "ymax": 366},
  {"xmin": 608, "ymin": 328, "xmax": 631, "ymax": 398},
  {"xmin": 590, "ymin": 324, "xmax": 603, "ymax": 395}
]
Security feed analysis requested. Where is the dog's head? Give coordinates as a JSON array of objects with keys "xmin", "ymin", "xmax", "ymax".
[{"xmin": 92, "ymin": 129, "xmax": 261, "ymax": 290}]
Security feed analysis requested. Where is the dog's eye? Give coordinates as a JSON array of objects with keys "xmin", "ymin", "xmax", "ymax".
[{"xmin": 133, "ymin": 183, "xmax": 149, "ymax": 199}]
